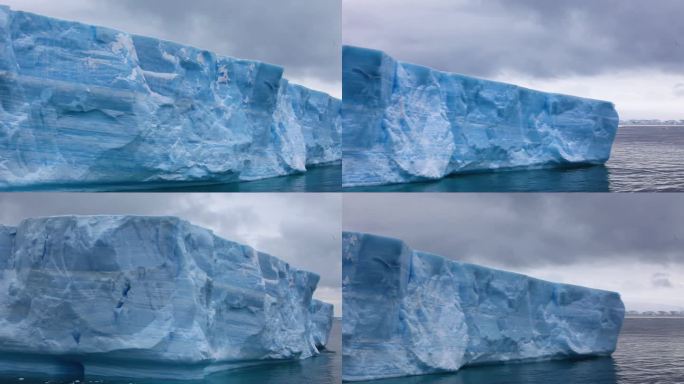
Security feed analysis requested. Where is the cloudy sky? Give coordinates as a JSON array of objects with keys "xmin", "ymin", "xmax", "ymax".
[
  {"xmin": 344, "ymin": 194, "xmax": 684, "ymax": 312},
  {"xmin": 3, "ymin": 0, "xmax": 341, "ymax": 97},
  {"xmin": 0, "ymin": 193, "xmax": 342, "ymax": 315},
  {"xmin": 343, "ymin": 0, "xmax": 684, "ymax": 120}
]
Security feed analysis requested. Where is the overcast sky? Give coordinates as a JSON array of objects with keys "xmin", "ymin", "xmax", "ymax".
[
  {"xmin": 0, "ymin": 193, "xmax": 342, "ymax": 316},
  {"xmin": 343, "ymin": 0, "xmax": 684, "ymax": 120},
  {"xmin": 3, "ymin": 0, "xmax": 341, "ymax": 98},
  {"xmin": 344, "ymin": 194, "xmax": 684, "ymax": 313}
]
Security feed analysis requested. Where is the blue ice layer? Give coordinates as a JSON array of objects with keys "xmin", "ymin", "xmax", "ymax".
[
  {"xmin": 342, "ymin": 232, "xmax": 625, "ymax": 382},
  {"xmin": 0, "ymin": 5, "xmax": 340, "ymax": 190},
  {"xmin": 342, "ymin": 46, "xmax": 619, "ymax": 187},
  {"xmin": 310, "ymin": 299, "xmax": 335, "ymax": 349},
  {"xmin": 0, "ymin": 216, "xmax": 333, "ymax": 380}
]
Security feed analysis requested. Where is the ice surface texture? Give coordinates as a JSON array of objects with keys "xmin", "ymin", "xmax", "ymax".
[
  {"xmin": 342, "ymin": 232, "xmax": 625, "ymax": 382},
  {"xmin": 0, "ymin": 216, "xmax": 333, "ymax": 379},
  {"xmin": 311, "ymin": 299, "xmax": 334, "ymax": 349},
  {"xmin": 0, "ymin": 6, "xmax": 340, "ymax": 190},
  {"xmin": 342, "ymin": 46, "xmax": 619, "ymax": 187}
]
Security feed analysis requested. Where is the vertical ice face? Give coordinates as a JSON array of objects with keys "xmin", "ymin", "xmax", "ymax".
[
  {"xmin": 0, "ymin": 216, "xmax": 333, "ymax": 379},
  {"xmin": 0, "ymin": 6, "xmax": 340, "ymax": 190},
  {"xmin": 310, "ymin": 299, "xmax": 335, "ymax": 349},
  {"xmin": 342, "ymin": 232, "xmax": 625, "ymax": 382},
  {"xmin": 342, "ymin": 46, "xmax": 620, "ymax": 187}
]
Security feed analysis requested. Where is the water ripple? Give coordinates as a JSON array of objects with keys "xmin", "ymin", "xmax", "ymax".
[
  {"xmin": 349, "ymin": 318, "xmax": 684, "ymax": 384},
  {"xmin": 345, "ymin": 126, "xmax": 684, "ymax": 192}
]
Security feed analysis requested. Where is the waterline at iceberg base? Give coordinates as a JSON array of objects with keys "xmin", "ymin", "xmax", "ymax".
[
  {"xmin": 342, "ymin": 46, "xmax": 619, "ymax": 188},
  {"xmin": 0, "ymin": 5, "xmax": 340, "ymax": 191},
  {"xmin": 342, "ymin": 232, "xmax": 625, "ymax": 382},
  {"xmin": 0, "ymin": 216, "xmax": 333, "ymax": 380}
]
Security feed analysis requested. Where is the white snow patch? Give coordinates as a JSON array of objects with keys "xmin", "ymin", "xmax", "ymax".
[
  {"xmin": 111, "ymin": 33, "xmax": 138, "ymax": 62},
  {"xmin": 143, "ymin": 70, "xmax": 179, "ymax": 80},
  {"xmin": 162, "ymin": 51, "xmax": 179, "ymax": 65}
]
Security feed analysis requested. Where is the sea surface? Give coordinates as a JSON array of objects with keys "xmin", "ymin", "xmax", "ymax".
[
  {"xmin": 351, "ymin": 317, "xmax": 684, "ymax": 384},
  {"xmin": 6, "ymin": 163, "xmax": 342, "ymax": 193},
  {"xmin": 345, "ymin": 126, "xmax": 684, "ymax": 192},
  {"xmin": 139, "ymin": 163, "xmax": 342, "ymax": 193},
  {"xmin": 0, "ymin": 319, "xmax": 342, "ymax": 384}
]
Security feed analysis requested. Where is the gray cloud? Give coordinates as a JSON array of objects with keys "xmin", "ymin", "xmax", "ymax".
[
  {"xmin": 652, "ymin": 273, "xmax": 673, "ymax": 288},
  {"xmin": 343, "ymin": 194, "xmax": 684, "ymax": 268},
  {"xmin": 3, "ymin": 0, "xmax": 340, "ymax": 93},
  {"xmin": 0, "ymin": 193, "xmax": 341, "ymax": 314},
  {"xmin": 343, "ymin": 0, "xmax": 684, "ymax": 78},
  {"xmin": 675, "ymin": 83, "xmax": 684, "ymax": 97},
  {"xmin": 343, "ymin": 194, "xmax": 684, "ymax": 311}
]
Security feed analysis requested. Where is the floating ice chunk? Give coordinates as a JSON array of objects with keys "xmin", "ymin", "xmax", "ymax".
[{"xmin": 310, "ymin": 299, "xmax": 335, "ymax": 349}]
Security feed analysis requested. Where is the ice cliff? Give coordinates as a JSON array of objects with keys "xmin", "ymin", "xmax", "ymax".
[
  {"xmin": 0, "ymin": 6, "xmax": 340, "ymax": 190},
  {"xmin": 342, "ymin": 46, "xmax": 619, "ymax": 187},
  {"xmin": 0, "ymin": 216, "xmax": 333, "ymax": 379},
  {"xmin": 310, "ymin": 300, "xmax": 334, "ymax": 349},
  {"xmin": 342, "ymin": 232, "xmax": 625, "ymax": 382}
]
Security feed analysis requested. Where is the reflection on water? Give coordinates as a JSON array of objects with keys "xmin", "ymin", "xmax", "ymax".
[
  {"xmin": 145, "ymin": 163, "xmax": 342, "ymax": 193},
  {"xmin": 345, "ymin": 126, "xmax": 684, "ymax": 192},
  {"xmin": 351, "ymin": 318, "xmax": 684, "ymax": 384},
  {"xmin": 4, "ymin": 163, "xmax": 342, "ymax": 193},
  {"xmin": 345, "ymin": 165, "xmax": 611, "ymax": 192},
  {"xmin": 607, "ymin": 126, "xmax": 684, "ymax": 192},
  {"xmin": 353, "ymin": 357, "xmax": 617, "ymax": 384},
  {"xmin": 0, "ymin": 320, "xmax": 342, "ymax": 384}
]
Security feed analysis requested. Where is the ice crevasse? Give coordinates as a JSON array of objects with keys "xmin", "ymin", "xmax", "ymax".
[
  {"xmin": 342, "ymin": 46, "xmax": 619, "ymax": 187},
  {"xmin": 342, "ymin": 232, "xmax": 625, "ymax": 382},
  {"xmin": 0, "ymin": 5, "xmax": 341, "ymax": 190},
  {"xmin": 0, "ymin": 216, "xmax": 333, "ymax": 379}
]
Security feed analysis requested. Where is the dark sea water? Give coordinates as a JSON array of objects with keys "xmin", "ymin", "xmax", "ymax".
[
  {"xmin": 137, "ymin": 163, "xmax": 342, "ymax": 193},
  {"xmin": 351, "ymin": 318, "xmax": 684, "ymax": 384},
  {"xmin": 6, "ymin": 163, "xmax": 342, "ymax": 193},
  {"xmin": 345, "ymin": 126, "xmax": 684, "ymax": 192},
  {"xmin": 0, "ymin": 320, "xmax": 341, "ymax": 384}
]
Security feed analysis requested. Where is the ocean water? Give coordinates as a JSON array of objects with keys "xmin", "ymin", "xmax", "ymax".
[
  {"xmin": 3, "ymin": 163, "xmax": 342, "ymax": 193},
  {"xmin": 349, "ymin": 317, "xmax": 684, "ymax": 384},
  {"xmin": 0, "ymin": 320, "xmax": 342, "ymax": 384},
  {"xmin": 344, "ymin": 126, "xmax": 684, "ymax": 192},
  {"xmin": 138, "ymin": 163, "xmax": 342, "ymax": 193}
]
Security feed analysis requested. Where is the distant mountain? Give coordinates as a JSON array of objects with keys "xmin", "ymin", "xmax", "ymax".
[
  {"xmin": 626, "ymin": 310, "xmax": 684, "ymax": 318},
  {"xmin": 620, "ymin": 119, "xmax": 684, "ymax": 126},
  {"xmin": 625, "ymin": 301, "xmax": 684, "ymax": 315}
]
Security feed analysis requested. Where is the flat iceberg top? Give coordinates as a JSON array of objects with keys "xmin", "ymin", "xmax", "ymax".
[
  {"xmin": 342, "ymin": 231, "xmax": 625, "ymax": 382},
  {"xmin": 342, "ymin": 46, "xmax": 619, "ymax": 187},
  {"xmin": 0, "ymin": 6, "xmax": 341, "ymax": 190},
  {"xmin": 0, "ymin": 215, "xmax": 333, "ymax": 379}
]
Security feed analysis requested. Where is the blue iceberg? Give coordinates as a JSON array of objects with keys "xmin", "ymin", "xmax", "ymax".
[
  {"xmin": 0, "ymin": 216, "xmax": 333, "ymax": 380},
  {"xmin": 310, "ymin": 299, "xmax": 335, "ymax": 349},
  {"xmin": 342, "ymin": 46, "xmax": 619, "ymax": 187},
  {"xmin": 0, "ymin": 6, "xmax": 340, "ymax": 190},
  {"xmin": 342, "ymin": 232, "xmax": 625, "ymax": 382}
]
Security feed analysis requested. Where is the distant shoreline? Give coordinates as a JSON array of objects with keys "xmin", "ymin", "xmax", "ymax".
[
  {"xmin": 619, "ymin": 125, "xmax": 684, "ymax": 127},
  {"xmin": 626, "ymin": 316, "xmax": 684, "ymax": 319}
]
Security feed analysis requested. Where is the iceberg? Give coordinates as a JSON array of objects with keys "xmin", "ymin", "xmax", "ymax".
[
  {"xmin": 342, "ymin": 232, "xmax": 625, "ymax": 382},
  {"xmin": 342, "ymin": 46, "xmax": 619, "ymax": 187},
  {"xmin": 0, "ymin": 216, "xmax": 333, "ymax": 380},
  {"xmin": 0, "ymin": 6, "xmax": 340, "ymax": 190},
  {"xmin": 310, "ymin": 299, "xmax": 335, "ymax": 349}
]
